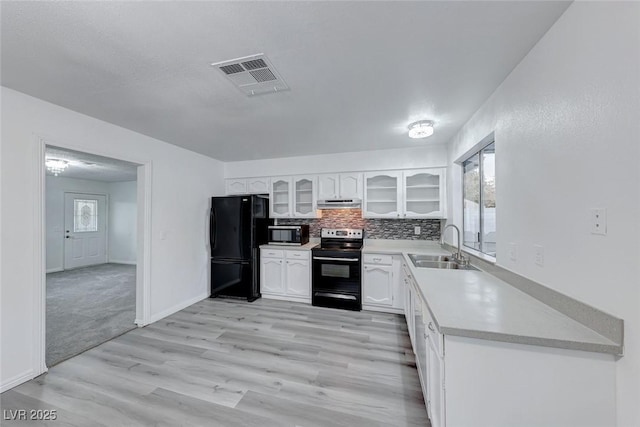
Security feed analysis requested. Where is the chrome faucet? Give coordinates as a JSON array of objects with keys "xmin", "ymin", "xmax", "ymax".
[{"xmin": 440, "ymin": 224, "xmax": 467, "ymax": 265}]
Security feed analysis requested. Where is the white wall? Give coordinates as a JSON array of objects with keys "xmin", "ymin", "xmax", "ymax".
[
  {"xmin": 108, "ymin": 180, "xmax": 137, "ymax": 264},
  {"xmin": 1, "ymin": 87, "xmax": 225, "ymax": 391},
  {"xmin": 224, "ymin": 144, "xmax": 448, "ymax": 178},
  {"xmin": 444, "ymin": 3, "xmax": 640, "ymax": 426}
]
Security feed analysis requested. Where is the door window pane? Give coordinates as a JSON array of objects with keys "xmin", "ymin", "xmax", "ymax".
[{"xmin": 74, "ymin": 199, "xmax": 98, "ymax": 232}]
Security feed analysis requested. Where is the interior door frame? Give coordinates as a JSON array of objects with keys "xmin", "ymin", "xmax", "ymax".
[
  {"xmin": 63, "ymin": 191, "xmax": 109, "ymax": 270},
  {"xmin": 33, "ymin": 135, "xmax": 153, "ymax": 376}
]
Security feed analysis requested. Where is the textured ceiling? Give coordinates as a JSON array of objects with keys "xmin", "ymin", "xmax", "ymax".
[
  {"xmin": 45, "ymin": 146, "xmax": 138, "ymax": 182},
  {"xmin": 2, "ymin": 1, "xmax": 571, "ymax": 161}
]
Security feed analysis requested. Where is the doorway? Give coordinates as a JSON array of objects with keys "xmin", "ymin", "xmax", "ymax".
[{"xmin": 42, "ymin": 144, "xmax": 146, "ymax": 367}]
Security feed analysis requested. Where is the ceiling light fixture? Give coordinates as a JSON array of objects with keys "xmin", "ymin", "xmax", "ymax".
[
  {"xmin": 408, "ymin": 120, "xmax": 435, "ymax": 139},
  {"xmin": 45, "ymin": 158, "xmax": 69, "ymax": 176}
]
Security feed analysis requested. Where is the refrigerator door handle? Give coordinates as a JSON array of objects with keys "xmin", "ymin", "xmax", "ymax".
[{"xmin": 210, "ymin": 207, "xmax": 216, "ymax": 250}]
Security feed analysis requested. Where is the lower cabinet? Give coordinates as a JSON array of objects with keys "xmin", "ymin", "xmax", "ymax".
[
  {"xmin": 362, "ymin": 253, "xmax": 403, "ymax": 313},
  {"xmin": 260, "ymin": 249, "xmax": 310, "ymax": 302},
  {"xmin": 401, "ymin": 259, "xmax": 616, "ymax": 427}
]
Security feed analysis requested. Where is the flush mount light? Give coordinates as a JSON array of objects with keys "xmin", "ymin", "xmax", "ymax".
[
  {"xmin": 408, "ymin": 120, "xmax": 435, "ymax": 139},
  {"xmin": 45, "ymin": 158, "xmax": 69, "ymax": 176}
]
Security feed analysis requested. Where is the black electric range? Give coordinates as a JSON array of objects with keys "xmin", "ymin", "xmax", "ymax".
[{"xmin": 311, "ymin": 228, "xmax": 363, "ymax": 311}]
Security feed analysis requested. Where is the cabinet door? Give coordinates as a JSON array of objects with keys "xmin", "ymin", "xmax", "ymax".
[
  {"xmin": 317, "ymin": 174, "xmax": 339, "ymax": 200},
  {"xmin": 363, "ymin": 264, "xmax": 393, "ymax": 306},
  {"xmin": 403, "ymin": 168, "xmax": 446, "ymax": 218},
  {"xmin": 363, "ymin": 171, "xmax": 402, "ymax": 218},
  {"xmin": 339, "ymin": 173, "xmax": 363, "ymax": 199},
  {"xmin": 226, "ymin": 179, "xmax": 247, "ymax": 195},
  {"xmin": 428, "ymin": 339, "xmax": 445, "ymax": 427},
  {"xmin": 260, "ymin": 257, "xmax": 285, "ymax": 295},
  {"xmin": 285, "ymin": 258, "xmax": 310, "ymax": 297},
  {"xmin": 247, "ymin": 177, "xmax": 270, "ymax": 194},
  {"xmin": 293, "ymin": 175, "xmax": 317, "ymax": 218},
  {"xmin": 269, "ymin": 177, "xmax": 292, "ymax": 218}
]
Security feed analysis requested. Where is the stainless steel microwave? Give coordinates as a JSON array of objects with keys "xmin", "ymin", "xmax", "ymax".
[{"xmin": 268, "ymin": 225, "xmax": 310, "ymax": 246}]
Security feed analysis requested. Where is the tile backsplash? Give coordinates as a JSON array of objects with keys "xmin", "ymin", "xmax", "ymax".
[{"xmin": 276, "ymin": 209, "xmax": 442, "ymax": 240}]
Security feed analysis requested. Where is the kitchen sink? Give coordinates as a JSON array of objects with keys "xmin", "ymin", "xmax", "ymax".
[{"xmin": 408, "ymin": 254, "xmax": 479, "ymax": 271}]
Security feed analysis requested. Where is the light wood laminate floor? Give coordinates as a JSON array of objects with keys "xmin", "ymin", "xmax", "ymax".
[{"xmin": 1, "ymin": 298, "xmax": 430, "ymax": 426}]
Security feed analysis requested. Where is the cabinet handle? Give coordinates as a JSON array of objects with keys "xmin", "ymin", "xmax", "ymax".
[
  {"xmin": 428, "ymin": 322, "xmax": 436, "ymax": 332},
  {"xmin": 373, "ymin": 257, "xmax": 382, "ymax": 262},
  {"xmin": 397, "ymin": 213, "xmax": 400, "ymax": 218}
]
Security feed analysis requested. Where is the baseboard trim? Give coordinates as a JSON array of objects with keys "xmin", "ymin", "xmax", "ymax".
[
  {"xmin": 108, "ymin": 260, "xmax": 137, "ymax": 265},
  {"xmin": 148, "ymin": 292, "xmax": 209, "ymax": 324},
  {"xmin": 0, "ymin": 369, "xmax": 35, "ymax": 393},
  {"xmin": 363, "ymin": 305, "xmax": 403, "ymax": 315},
  {"xmin": 46, "ymin": 267, "xmax": 63, "ymax": 273},
  {"xmin": 261, "ymin": 294, "xmax": 311, "ymax": 304}
]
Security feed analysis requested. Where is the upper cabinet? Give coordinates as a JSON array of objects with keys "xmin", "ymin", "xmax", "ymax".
[
  {"xmin": 270, "ymin": 176, "xmax": 318, "ymax": 218},
  {"xmin": 269, "ymin": 176, "xmax": 293, "ymax": 218},
  {"xmin": 363, "ymin": 171, "xmax": 403, "ymax": 218},
  {"xmin": 225, "ymin": 178, "xmax": 247, "ymax": 195},
  {"xmin": 225, "ymin": 177, "xmax": 270, "ymax": 195},
  {"xmin": 363, "ymin": 168, "xmax": 446, "ymax": 218},
  {"xmin": 317, "ymin": 173, "xmax": 363, "ymax": 200},
  {"xmin": 293, "ymin": 175, "xmax": 317, "ymax": 218},
  {"xmin": 403, "ymin": 169, "xmax": 446, "ymax": 218}
]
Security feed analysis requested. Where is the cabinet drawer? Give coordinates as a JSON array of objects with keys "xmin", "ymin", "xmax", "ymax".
[
  {"xmin": 363, "ymin": 253, "xmax": 393, "ymax": 265},
  {"xmin": 285, "ymin": 250, "xmax": 310, "ymax": 260},
  {"xmin": 261, "ymin": 249, "xmax": 284, "ymax": 258}
]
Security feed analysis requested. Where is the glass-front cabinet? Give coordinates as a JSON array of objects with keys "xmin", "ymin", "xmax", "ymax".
[
  {"xmin": 403, "ymin": 168, "xmax": 446, "ymax": 218},
  {"xmin": 293, "ymin": 175, "xmax": 317, "ymax": 218},
  {"xmin": 363, "ymin": 171, "xmax": 402, "ymax": 218},
  {"xmin": 363, "ymin": 168, "xmax": 446, "ymax": 219},
  {"xmin": 269, "ymin": 177, "xmax": 292, "ymax": 218}
]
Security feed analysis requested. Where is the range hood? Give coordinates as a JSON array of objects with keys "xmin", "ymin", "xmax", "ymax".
[{"xmin": 316, "ymin": 199, "xmax": 362, "ymax": 209}]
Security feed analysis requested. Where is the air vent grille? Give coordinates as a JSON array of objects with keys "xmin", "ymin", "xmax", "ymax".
[
  {"xmin": 250, "ymin": 68, "xmax": 277, "ymax": 82},
  {"xmin": 211, "ymin": 54, "xmax": 288, "ymax": 96},
  {"xmin": 241, "ymin": 58, "xmax": 267, "ymax": 70},
  {"xmin": 219, "ymin": 64, "xmax": 244, "ymax": 75}
]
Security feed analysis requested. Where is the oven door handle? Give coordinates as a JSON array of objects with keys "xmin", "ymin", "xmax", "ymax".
[{"xmin": 313, "ymin": 256, "xmax": 359, "ymax": 262}]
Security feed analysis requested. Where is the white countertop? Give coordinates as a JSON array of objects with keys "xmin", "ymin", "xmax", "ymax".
[
  {"xmin": 363, "ymin": 239, "xmax": 620, "ymax": 355},
  {"xmin": 259, "ymin": 242, "xmax": 318, "ymax": 251}
]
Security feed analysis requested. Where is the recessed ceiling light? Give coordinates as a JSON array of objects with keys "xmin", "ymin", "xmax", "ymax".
[{"xmin": 408, "ymin": 120, "xmax": 434, "ymax": 139}]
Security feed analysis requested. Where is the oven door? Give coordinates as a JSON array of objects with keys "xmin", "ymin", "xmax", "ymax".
[{"xmin": 312, "ymin": 252, "xmax": 361, "ymax": 311}]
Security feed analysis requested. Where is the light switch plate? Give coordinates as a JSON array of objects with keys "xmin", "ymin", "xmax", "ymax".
[
  {"xmin": 534, "ymin": 244, "xmax": 544, "ymax": 267},
  {"xmin": 590, "ymin": 208, "xmax": 607, "ymax": 235}
]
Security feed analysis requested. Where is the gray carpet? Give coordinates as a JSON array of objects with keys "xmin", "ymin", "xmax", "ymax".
[{"xmin": 46, "ymin": 263, "xmax": 136, "ymax": 366}]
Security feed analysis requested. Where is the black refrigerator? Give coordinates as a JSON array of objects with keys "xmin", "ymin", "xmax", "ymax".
[{"xmin": 209, "ymin": 195, "xmax": 272, "ymax": 301}]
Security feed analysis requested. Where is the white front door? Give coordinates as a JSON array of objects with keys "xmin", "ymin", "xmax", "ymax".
[{"xmin": 64, "ymin": 193, "xmax": 107, "ymax": 269}]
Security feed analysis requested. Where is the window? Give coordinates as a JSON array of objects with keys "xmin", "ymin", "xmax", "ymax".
[
  {"xmin": 73, "ymin": 199, "xmax": 98, "ymax": 232},
  {"xmin": 462, "ymin": 141, "xmax": 495, "ymax": 257}
]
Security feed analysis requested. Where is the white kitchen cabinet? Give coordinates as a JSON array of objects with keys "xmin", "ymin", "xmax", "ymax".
[
  {"xmin": 292, "ymin": 175, "xmax": 317, "ymax": 218},
  {"xmin": 403, "ymin": 168, "xmax": 446, "ymax": 218},
  {"xmin": 269, "ymin": 176, "xmax": 293, "ymax": 218},
  {"xmin": 317, "ymin": 173, "xmax": 363, "ymax": 200},
  {"xmin": 363, "ymin": 168, "xmax": 446, "ymax": 218},
  {"xmin": 247, "ymin": 177, "xmax": 270, "ymax": 194},
  {"xmin": 260, "ymin": 256, "xmax": 285, "ymax": 294},
  {"xmin": 363, "ymin": 171, "xmax": 402, "ymax": 218},
  {"xmin": 225, "ymin": 178, "xmax": 248, "ymax": 195},
  {"xmin": 363, "ymin": 254, "xmax": 403, "ymax": 313},
  {"xmin": 226, "ymin": 177, "xmax": 271, "ymax": 195},
  {"xmin": 260, "ymin": 249, "xmax": 311, "ymax": 302}
]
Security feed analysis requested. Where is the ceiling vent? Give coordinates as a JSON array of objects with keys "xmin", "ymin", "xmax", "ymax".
[{"xmin": 211, "ymin": 54, "xmax": 288, "ymax": 96}]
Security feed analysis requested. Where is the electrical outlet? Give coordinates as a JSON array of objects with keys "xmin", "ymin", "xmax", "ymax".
[
  {"xmin": 414, "ymin": 226, "xmax": 421, "ymax": 235},
  {"xmin": 534, "ymin": 244, "xmax": 544, "ymax": 267},
  {"xmin": 508, "ymin": 243, "xmax": 517, "ymax": 261},
  {"xmin": 590, "ymin": 208, "xmax": 607, "ymax": 235}
]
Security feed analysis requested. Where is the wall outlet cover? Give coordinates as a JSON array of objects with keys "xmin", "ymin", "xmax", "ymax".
[
  {"xmin": 590, "ymin": 208, "xmax": 607, "ymax": 235},
  {"xmin": 534, "ymin": 244, "xmax": 544, "ymax": 267},
  {"xmin": 414, "ymin": 226, "xmax": 421, "ymax": 235},
  {"xmin": 508, "ymin": 243, "xmax": 517, "ymax": 261}
]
